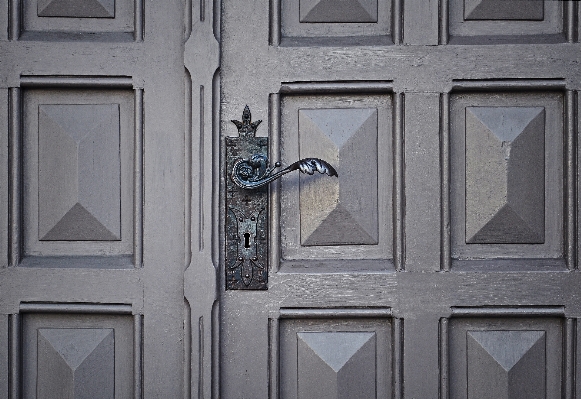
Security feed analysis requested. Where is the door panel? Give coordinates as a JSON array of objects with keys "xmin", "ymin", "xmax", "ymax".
[{"xmin": 221, "ymin": 0, "xmax": 581, "ymax": 398}]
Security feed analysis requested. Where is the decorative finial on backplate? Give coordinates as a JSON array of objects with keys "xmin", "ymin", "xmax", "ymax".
[{"xmin": 231, "ymin": 105, "xmax": 262, "ymax": 137}]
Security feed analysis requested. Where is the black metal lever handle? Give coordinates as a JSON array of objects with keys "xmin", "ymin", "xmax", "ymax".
[
  {"xmin": 229, "ymin": 105, "xmax": 338, "ymax": 190},
  {"xmin": 231, "ymin": 154, "xmax": 338, "ymax": 190}
]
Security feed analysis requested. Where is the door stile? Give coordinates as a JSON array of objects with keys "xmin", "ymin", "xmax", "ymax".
[{"xmin": 183, "ymin": 0, "xmax": 220, "ymax": 396}]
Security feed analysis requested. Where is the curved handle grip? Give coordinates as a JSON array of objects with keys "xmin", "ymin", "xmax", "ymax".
[{"xmin": 231, "ymin": 154, "xmax": 338, "ymax": 190}]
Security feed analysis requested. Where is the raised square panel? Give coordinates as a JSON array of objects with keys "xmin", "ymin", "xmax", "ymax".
[
  {"xmin": 279, "ymin": 316, "xmax": 392, "ymax": 399},
  {"xmin": 280, "ymin": 94, "xmax": 392, "ymax": 271},
  {"xmin": 450, "ymin": 92, "xmax": 563, "ymax": 266},
  {"xmin": 38, "ymin": 104, "xmax": 121, "ymax": 242},
  {"xmin": 22, "ymin": 312, "xmax": 135, "ymax": 399},
  {"xmin": 280, "ymin": 0, "xmax": 391, "ymax": 45},
  {"xmin": 23, "ymin": 89, "xmax": 135, "ymax": 262},
  {"xmin": 448, "ymin": 0, "xmax": 565, "ymax": 44},
  {"xmin": 465, "ymin": 107, "xmax": 545, "ymax": 244},
  {"xmin": 20, "ymin": 0, "xmax": 137, "ymax": 40},
  {"xmin": 448, "ymin": 317, "xmax": 562, "ymax": 399},
  {"xmin": 299, "ymin": 108, "xmax": 378, "ymax": 246},
  {"xmin": 37, "ymin": 328, "xmax": 115, "ymax": 398}
]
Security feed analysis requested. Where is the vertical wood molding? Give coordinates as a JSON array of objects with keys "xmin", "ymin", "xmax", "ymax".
[
  {"xmin": 269, "ymin": 94, "xmax": 281, "ymax": 273},
  {"xmin": 8, "ymin": 0, "xmax": 20, "ymax": 41},
  {"xmin": 392, "ymin": 0, "xmax": 402, "ymax": 45},
  {"xmin": 565, "ymin": 318, "xmax": 576, "ymax": 399},
  {"xmin": 185, "ymin": 70, "xmax": 193, "ymax": 267},
  {"xmin": 8, "ymin": 314, "xmax": 20, "ymax": 399},
  {"xmin": 439, "ymin": 0, "xmax": 449, "ymax": 44},
  {"xmin": 134, "ymin": 0, "xmax": 144, "ymax": 42},
  {"xmin": 439, "ymin": 318, "xmax": 449, "ymax": 399},
  {"xmin": 198, "ymin": 85, "xmax": 206, "ymax": 253},
  {"xmin": 134, "ymin": 88, "xmax": 144, "ymax": 268},
  {"xmin": 393, "ymin": 317, "xmax": 403, "ymax": 399},
  {"xmin": 133, "ymin": 314, "xmax": 143, "ymax": 399},
  {"xmin": 566, "ymin": 0, "xmax": 576, "ymax": 44},
  {"xmin": 394, "ymin": 93, "xmax": 404, "ymax": 271},
  {"xmin": 566, "ymin": 90, "xmax": 576, "ymax": 270},
  {"xmin": 184, "ymin": 300, "xmax": 192, "ymax": 399},
  {"xmin": 440, "ymin": 93, "xmax": 451, "ymax": 271},
  {"xmin": 8, "ymin": 88, "xmax": 21, "ymax": 267},
  {"xmin": 268, "ymin": 317, "xmax": 280, "ymax": 399}
]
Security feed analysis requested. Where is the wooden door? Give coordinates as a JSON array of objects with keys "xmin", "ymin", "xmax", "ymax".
[
  {"xmin": 0, "ymin": 1, "xmax": 210, "ymax": 397},
  {"xmin": 219, "ymin": 0, "xmax": 581, "ymax": 398}
]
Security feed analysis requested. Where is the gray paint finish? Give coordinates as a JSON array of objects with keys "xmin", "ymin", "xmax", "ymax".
[{"xmin": 1, "ymin": 0, "xmax": 581, "ymax": 398}]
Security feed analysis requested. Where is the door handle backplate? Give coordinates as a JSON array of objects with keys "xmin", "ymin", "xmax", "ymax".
[{"xmin": 225, "ymin": 106, "xmax": 337, "ymax": 290}]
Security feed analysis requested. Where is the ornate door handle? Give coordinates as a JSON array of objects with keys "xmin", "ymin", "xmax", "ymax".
[
  {"xmin": 230, "ymin": 106, "xmax": 337, "ymax": 190},
  {"xmin": 231, "ymin": 155, "xmax": 337, "ymax": 190},
  {"xmin": 225, "ymin": 106, "xmax": 338, "ymax": 290}
]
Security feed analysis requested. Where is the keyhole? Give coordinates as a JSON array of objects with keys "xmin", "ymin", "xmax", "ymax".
[{"xmin": 244, "ymin": 232, "xmax": 251, "ymax": 248}]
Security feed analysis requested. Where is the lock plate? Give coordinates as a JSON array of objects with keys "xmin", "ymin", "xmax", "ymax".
[{"xmin": 225, "ymin": 133, "xmax": 268, "ymax": 290}]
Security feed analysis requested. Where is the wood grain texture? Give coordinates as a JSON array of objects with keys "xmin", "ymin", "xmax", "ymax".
[
  {"xmin": 404, "ymin": 93, "xmax": 441, "ymax": 271},
  {"xmin": 403, "ymin": 0, "xmax": 439, "ymax": 45}
]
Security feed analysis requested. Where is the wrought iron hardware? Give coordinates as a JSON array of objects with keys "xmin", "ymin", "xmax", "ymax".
[{"xmin": 225, "ymin": 106, "xmax": 338, "ymax": 290}]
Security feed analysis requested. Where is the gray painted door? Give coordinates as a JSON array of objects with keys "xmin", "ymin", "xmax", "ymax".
[
  {"xmin": 2, "ymin": 0, "xmax": 581, "ymax": 398},
  {"xmin": 219, "ymin": 0, "xmax": 581, "ymax": 398}
]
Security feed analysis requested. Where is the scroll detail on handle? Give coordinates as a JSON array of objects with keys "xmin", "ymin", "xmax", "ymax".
[{"xmin": 225, "ymin": 105, "xmax": 338, "ymax": 290}]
